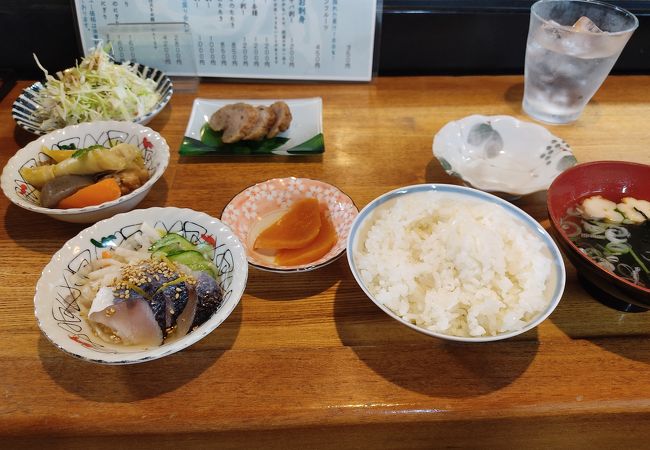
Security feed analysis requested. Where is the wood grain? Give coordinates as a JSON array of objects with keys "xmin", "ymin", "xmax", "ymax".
[{"xmin": 1, "ymin": 76, "xmax": 650, "ymax": 448}]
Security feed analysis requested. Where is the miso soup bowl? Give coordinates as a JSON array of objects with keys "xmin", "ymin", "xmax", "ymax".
[
  {"xmin": 547, "ymin": 161, "xmax": 650, "ymax": 309},
  {"xmin": 1, "ymin": 121, "xmax": 170, "ymax": 223}
]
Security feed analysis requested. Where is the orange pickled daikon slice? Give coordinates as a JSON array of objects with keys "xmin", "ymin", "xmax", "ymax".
[
  {"xmin": 275, "ymin": 210, "xmax": 338, "ymax": 266},
  {"xmin": 253, "ymin": 197, "xmax": 322, "ymax": 250}
]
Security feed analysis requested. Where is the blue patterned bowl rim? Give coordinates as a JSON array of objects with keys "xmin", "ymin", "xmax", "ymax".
[{"xmin": 12, "ymin": 62, "xmax": 173, "ymax": 135}]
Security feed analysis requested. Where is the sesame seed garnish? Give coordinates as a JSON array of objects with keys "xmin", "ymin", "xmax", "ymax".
[{"xmin": 108, "ymin": 259, "xmax": 196, "ymax": 308}]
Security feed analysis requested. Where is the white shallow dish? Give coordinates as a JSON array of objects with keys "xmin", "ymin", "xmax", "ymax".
[
  {"xmin": 433, "ymin": 115, "xmax": 577, "ymax": 197},
  {"xmin": 180, "ymin": 97, "xmax": 324, "ymax": 155},
  {"xmin": 1, "ymin": 121, "xmax": 170, "ymax": 223},
  {"xmin": 346, "ymin": 184, "xmax": 566, "ymax": 343},
  {"xmin": 34, "ymin": 207, "xmax": 248, "ymax": 364},
  {"xmin": 12, "ymin": 63, "xmax": 173, "ymax": 135}
]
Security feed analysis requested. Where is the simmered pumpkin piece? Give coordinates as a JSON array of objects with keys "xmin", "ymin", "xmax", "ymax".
[
  {"xmin": 253, "ymin": 198, "xmax": 321, "ymax": 250},
  {"xmin": 275, "ymin": 210, "xmax": 338, "ymax": 266},
  {"xmin": 41, "ymin": 146, "xmax": 76, "ymax": 163}
]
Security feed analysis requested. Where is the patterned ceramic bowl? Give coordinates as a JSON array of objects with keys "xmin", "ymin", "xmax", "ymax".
[
  {"xmin": 34, "ymin": 207, "xmax": 248, "ymax": 364},
  {"xmin": 221, "ymin": 177, "xmax": 358, "ymax": 272},
  {"xmin": 433, "ymin": 115, "xmax": 578, "ymax": 197},
  {"xmin": 1, "ymin": 121, "xmax": 169, "ymax": 223},
  {"xmin": 12, "ymin": 63, "xmax": 173, "ymax": 135}
]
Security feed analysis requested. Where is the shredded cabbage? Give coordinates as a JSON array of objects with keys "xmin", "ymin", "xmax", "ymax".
[{"xmin": 33, "ymin": 45, "xmax": 161, "ymax": 131}]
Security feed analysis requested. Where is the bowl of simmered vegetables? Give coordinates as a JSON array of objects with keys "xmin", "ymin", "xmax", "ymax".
[{"xmin": 1, "ymin": 120, "xmax": 169, "ymax": 223}]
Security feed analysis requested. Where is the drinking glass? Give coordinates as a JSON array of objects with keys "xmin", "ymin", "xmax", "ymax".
[{"xmin": 522, "ymin": 0, "xmax": 638, "ymax": 124}]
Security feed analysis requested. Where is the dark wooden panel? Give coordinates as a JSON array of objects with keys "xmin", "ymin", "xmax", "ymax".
[{"xmin": 2, "ymin": 1, "xmax": 650, "ymax": 77}]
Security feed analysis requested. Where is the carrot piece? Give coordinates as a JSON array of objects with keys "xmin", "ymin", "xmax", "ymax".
[
  {"xmin": 57, "ymin": 178, "xmax": 121, "ymax": 209},
  {"xmin": 102, "ymin": 250, "xmax": 113, "ymax": 259},
  {"xmin": 275, "ymin": 211, "xmax": 338, "ymax": 266},
  {"xmin": 254, "ymin": 198, "xmax": 321, "ymax": 250}
]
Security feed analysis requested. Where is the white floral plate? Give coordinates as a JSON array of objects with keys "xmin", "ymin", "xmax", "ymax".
[
  {"xmin": 34, "ymin": 207, "xmax": 248, "ymax": 364},
  {"xmin": 221, "ymin": 177, "xmax": 358, "ymax": 272},
  {"xmin": 433, "ymin": 115, "xmax": 577, "ymax": 197}
]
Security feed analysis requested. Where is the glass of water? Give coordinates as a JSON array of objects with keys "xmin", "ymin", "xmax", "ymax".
[{"xmin": 522, "ymin": 0, "xmax": 638, "ymax": 124}]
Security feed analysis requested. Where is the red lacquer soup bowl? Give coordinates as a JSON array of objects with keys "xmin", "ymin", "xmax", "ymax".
[{"xmin": 547, "ymin": 161, "xmax": 650, "ymax": 310}]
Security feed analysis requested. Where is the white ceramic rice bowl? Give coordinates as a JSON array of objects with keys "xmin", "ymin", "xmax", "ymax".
[
  {"xmin": 346, "ymin": 184, "xmax": 566, "ymax": 342},
  {"xmin": 34, "ymin": 207, "xmax": 248, "ymax": 364},
  {"xmin": 1, "ymin": 121, "xmax": 170, "ymax": 223}
]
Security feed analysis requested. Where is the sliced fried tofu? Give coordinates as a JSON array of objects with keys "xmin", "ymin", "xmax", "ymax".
[
  {"xmin": 267, "ymin": 101, "xmax": 292, "ymax": 138},
  {"xmin": 243, "ymin": 106, "xmax": 277, "ymax": 141},
  {"xmin": 208, "ymin": 104, "xmax": 235, "ymax": 132},
  {"xmin": 208, "ymin": 103, "xmax": 259, "ymax": 143}
]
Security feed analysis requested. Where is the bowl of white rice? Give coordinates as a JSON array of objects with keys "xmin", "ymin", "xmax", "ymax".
[{"xmin": 347, "ymin": 184, "xmax": 565, "ymax": 342}]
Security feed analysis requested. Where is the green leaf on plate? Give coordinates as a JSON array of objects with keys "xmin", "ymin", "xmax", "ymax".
[
  {"xmin": 179, "ymin": 123, "xmax": 323, "ymax": 156},
  {"xmin": 179, "ymin": 124, "xmax": 288, "ymax": 155},
  {"xmin": 199, "ymin": 123, "xmax": 224, "ymax": 148},
  {"xmin": 286, "ymin": 133, "xmax": 325, "ymax": 154}
]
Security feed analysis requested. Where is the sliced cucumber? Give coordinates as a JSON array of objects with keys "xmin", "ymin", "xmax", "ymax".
[
  {"xmin": 149, "ymin": 233, "xmax": 196, "ymax": 254},
  {"xmin": 167, "ymin": 250, "xmax": 218, "ymax": 279}
]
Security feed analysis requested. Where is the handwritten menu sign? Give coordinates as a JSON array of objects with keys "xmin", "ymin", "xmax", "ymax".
[{"xmin": 73, "ymin": 0, "xmax": 378, "ymax": 81}]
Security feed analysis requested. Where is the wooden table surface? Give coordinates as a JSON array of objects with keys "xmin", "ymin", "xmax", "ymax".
[{"xmin": 2, "ymin": 76, "xmax": 650, "ymax": 449}]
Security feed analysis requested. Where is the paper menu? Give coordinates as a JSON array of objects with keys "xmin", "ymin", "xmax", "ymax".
[{"xmin": 73, "ymin": 0, "xmax": 378, "ymax": 81}]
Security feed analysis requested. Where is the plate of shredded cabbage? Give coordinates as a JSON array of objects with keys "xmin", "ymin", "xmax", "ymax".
[{"xmin": 12, "ymin": 46, "xmax": 173, "ymax": 135}]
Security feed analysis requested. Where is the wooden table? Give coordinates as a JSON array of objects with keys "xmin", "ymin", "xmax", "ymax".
[{"xmin": 2, "ymin": 76, "xmax": 650, "ymax": 449}]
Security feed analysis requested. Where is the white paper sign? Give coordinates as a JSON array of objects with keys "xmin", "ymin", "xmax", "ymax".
[{"xmin": 73, "ymin": 0, "xmax": 377, "ymax": 81}]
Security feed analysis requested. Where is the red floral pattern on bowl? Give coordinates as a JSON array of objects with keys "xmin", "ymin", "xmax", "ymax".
[{"xmin": 221, "ymin": 177, "xmax": 358, "ymax": 272}]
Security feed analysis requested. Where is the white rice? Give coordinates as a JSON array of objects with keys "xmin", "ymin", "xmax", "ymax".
[{"xmin": 354, "ymin": 191, "xmax": 552, "ymax": 337}]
